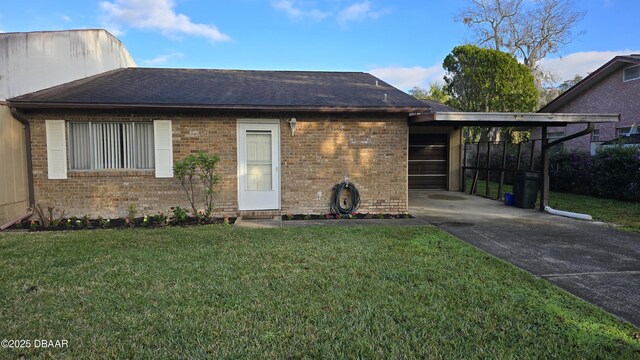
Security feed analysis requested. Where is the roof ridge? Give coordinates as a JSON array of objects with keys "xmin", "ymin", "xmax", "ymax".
[{"xmin": 131, "ymin": 67, "xmax": 368, "ymax": 74}]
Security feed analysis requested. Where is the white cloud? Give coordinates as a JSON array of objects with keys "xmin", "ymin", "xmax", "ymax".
[
  {"xmin": 100, "ymin": 0, "xmax": 231, "ymax": 42},
  {"xmin": 271, "ymin": 0, "xmax": 329, "ymax": 21},
  {"xmin": 542, "ymin": 50, "xmax": 640, "ymax": 83},
  {"xmin": 142, "ymin": 52, "xmax": 184, "ymax": 66},
  {"xmin": 271, "ymin": 1, "xmax": 387, "ymax": 25},
  {"xmin": 61, "ymin": 14, "xmax": 72, "ymax": 22},
  {"xmin": 337, "ymin": 1, "xmax": 387, "ymax": 26},
  {"xmin": 369, "ymin": 65, "xmax": 445, "ymax": 91}
]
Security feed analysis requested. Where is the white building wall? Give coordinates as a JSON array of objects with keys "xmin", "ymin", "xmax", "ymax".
[
  {"xmin": 0, "ymin": 29, "xmax": 136, "ymax": 100},
  {"xmin": 0, "ymin": 29, "xmax": 135, "ymax": 226}
]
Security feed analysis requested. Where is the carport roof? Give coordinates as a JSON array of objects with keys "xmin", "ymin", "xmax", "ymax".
[{"xmin": 410, "ymin": 111, "xmax": 620, "ymax": 127}]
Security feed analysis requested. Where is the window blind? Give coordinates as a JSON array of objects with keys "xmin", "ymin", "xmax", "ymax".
[{"xmin": 68, "ymin": 122, "xmax": 154, "ymax": 170}]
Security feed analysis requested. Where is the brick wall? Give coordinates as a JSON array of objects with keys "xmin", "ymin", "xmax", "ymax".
[
  {"xmin": 30, "ymin": 115, "xmax": 238, "ymax": 218},
  {"xmin": 534, "ymin": 66, "xmax": 640, "ymax": 152},
  {"xmin": 28, "ymin": 112, "xmax": 408, "ymax": 218},
  {"xmin": 281, "ymin": 116, "xmax": 408, "ymax": 214}
]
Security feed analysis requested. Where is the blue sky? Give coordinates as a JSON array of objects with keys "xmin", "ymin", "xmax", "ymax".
[{"xmin": 1, "ymin": 0, "xmax": 638, "ymax": 90}]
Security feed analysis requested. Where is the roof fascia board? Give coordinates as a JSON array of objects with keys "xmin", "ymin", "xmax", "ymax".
[
  {"xmin": 410, "ymin": 112, "xmax": 619, "ymax": 125},
  {"xmin": 7, "ymin": 101, "xmax": 430, "ymax": 114}
]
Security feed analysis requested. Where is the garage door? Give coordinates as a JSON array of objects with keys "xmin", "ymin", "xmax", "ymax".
[{"xmin": 409, "ymin": 133, "xmax": 448, "ymax": 190}]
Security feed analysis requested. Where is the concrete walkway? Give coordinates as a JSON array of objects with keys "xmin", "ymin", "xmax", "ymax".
[{"xmin": 409, "ymin": 191, "xmax": 640, "ymax": 328}]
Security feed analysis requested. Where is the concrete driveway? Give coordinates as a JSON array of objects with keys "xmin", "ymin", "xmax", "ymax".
[{"xmin": 409, "ymin": 191, "xmax": 640, "ymax": 328}]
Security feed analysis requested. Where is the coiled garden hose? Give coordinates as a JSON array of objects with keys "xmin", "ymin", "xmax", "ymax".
[{"xmin": 330, "ymin": 180, "xmax": 361, "ymax": 215}]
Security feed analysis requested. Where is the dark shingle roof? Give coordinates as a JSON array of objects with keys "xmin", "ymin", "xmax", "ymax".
[
  {"xmin": 418, "ymin": 99, "xmax": 457, "ymax": 112},
  {"xmin": 8, "ymin": 68, "xmax": 431, "ymax": 112}
]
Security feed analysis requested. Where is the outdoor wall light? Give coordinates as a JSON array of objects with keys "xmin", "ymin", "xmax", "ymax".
[{"xmin": 288, "ymin": 117, "xmax": 297, "ymax": 136}]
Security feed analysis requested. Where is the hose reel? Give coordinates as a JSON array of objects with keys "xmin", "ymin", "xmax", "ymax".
[{"xmin": 330, "ymin": 176, "xmax": 361, "ymax": 215}]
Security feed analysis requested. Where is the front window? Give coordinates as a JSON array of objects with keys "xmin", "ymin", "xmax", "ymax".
[
  {"xmin": 591, "ymin": 129, "xmax": 600, "ymax": 142},
  {"xmin": 68, "ymin": 122, "xmax": 154, "ymax": 170}
]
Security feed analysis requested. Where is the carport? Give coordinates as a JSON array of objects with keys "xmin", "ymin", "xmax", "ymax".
[{"xmin": 409, "ymin": 112, "xmax": 620, "ymax": 210}]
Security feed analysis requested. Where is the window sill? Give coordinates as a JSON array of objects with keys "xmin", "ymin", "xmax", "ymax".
[{"xmin": 68, "ymin": 170, "xmax": 155, "ymax": 177}]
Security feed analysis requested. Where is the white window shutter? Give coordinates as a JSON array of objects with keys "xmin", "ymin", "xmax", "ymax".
[
  {"xmin": 45, "ymin": 120, "xmax": 68, "ymax": 179},
  {"xmin": 154, "ymin": 120, "xmax": 173, "ymax": 178}
]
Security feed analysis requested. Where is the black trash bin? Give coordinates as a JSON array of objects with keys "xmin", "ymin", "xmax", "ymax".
[{"xmin": 513, "ymin": 171, "xmax": 541, "ymax": 208}]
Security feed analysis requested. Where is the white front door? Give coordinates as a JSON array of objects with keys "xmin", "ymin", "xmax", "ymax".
[{"xmin": 237, "ymin": 121, "xmax": 280, "ymax": 210}]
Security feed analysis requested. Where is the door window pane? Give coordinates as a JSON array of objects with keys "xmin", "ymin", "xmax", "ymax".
[{"xmin": 246, "ymin": 131, "xmax": 272, "ymax": 190}]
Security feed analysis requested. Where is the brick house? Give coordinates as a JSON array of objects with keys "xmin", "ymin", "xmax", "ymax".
[
  {"xmin": 7, "ymin": 68, "xmax": 463, "ymax": 218},
  {"xmin": 534, "ymin": 55, "xmax": 640, "ymax": 154}
]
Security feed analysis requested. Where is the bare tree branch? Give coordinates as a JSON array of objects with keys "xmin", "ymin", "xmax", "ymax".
[{"xmin": 457, "ymin": 0, "xmax": 585, "ymax": 86}]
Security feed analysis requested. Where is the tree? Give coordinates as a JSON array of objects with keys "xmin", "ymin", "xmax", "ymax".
[
  {"xmin": 443, "ymin": 45, "xmax": 537, "ymax": 112},
  {"xmin": 458, "ymin": 0, "xmax": 585, "ymax": 88},
  {"xmin": 443, "ymin": 45, "xmax": 538, "ymax": 141},
  {"xmin": 408, "ymin": 83, "xmax": 450, "ymax": 104},
  {"xmin": 558, "ymin": 74, "xmax": 583, "ymax": 93},
  {"xmin": 538, "ymin": 74, "xmax": 584, "ymax": 107}
]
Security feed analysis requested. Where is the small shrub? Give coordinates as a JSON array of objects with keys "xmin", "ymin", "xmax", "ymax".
[
  {"xmin": 97, "ymin": 216, "xmax": 110, "ymax": 229},
  {"xmin": 82, "ymin": 215, "xmax": 91, "ymax": 228},
  {"xmin": 303, "ymin": 214, "xmax": 312, "ymax": 220},
  {"xmin": 33, "ymin": 203, "xmax": 66, "ymax": 228},
  {"xmin": 153, "ymin": 212, "xmax": 167, "ymax": 225},
  {"xmin": 173, "ymin": 152, "xmax": 221, "ymax": 218},
  {"xmin": 171, "ymin": 206, "xmax": 189, "ymax": 225},
  {"xmin": 126, "ymin": 204, "xmax": 138, "ymax": 226}
]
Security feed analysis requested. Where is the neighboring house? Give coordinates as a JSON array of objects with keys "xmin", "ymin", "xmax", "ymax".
[
  {"xmin": 0, "ymin": 29, "xmax": 135, "ymax": 227},
  {"xmin": 7, "ymin": 68, "xmax": 464, "ymax": 218},
  {"xmin": 535, "ymin": 55, "xmax": 640, "ymax": 154}
]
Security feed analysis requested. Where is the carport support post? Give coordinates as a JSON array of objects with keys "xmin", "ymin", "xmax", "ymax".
[{"xmin": 540, "ymin": 127, "xmax": 549, "ymax": 211}]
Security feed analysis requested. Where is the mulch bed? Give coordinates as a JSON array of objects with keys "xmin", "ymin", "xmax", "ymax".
[{"xmin": 7, "ymin": 216, "xmax": 236, "ymax": 232}]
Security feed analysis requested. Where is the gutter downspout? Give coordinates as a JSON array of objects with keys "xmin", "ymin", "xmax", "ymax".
[
  {"xmin": 539, "ymin": 122, "xmax": 596, "ymax": 214},
  {"xmin": 544, "ymin": 206, "xmax": 592, "ymax": 220},
  {"xmin": 9, "ymin": 107, "xmax": 35, "ymax": 209}
]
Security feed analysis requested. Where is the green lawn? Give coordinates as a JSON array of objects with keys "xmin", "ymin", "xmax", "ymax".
[
  {"xmin": 548, "ymin": 192, "xmax": 640, "ymax": 233},
  {"xmin": 468, "ymin": 179, "xmax": 640, "ymax": 232},
  {"xmin": 1, "ymin": 226, "xmax": 638, "ymax": 358}
]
